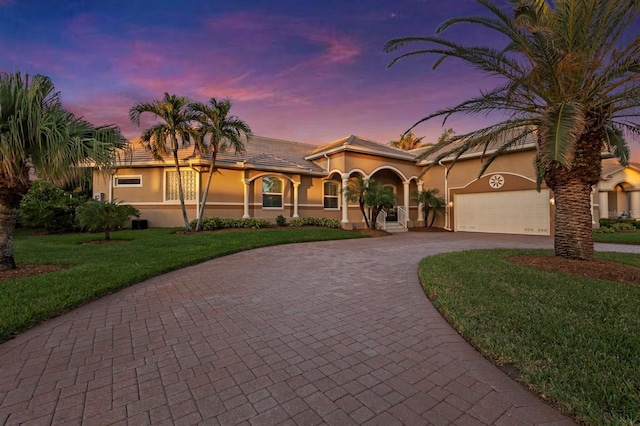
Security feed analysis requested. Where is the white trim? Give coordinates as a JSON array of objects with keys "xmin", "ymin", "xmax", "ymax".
[
  {"xmin": 113, "ymin": 175, "xmax": 142, "ymax": 188},
  {"xmin": 369, "ymin": 165, "xmax": 408, "ymax": 181},
  {"xmin": 248, "ymin": 172, "xmax": 297, "ymax": 185},
  {"xmin": 449, "ymin": 172, "xmax": 537, "ymax": 191},
  {"xmin": 163, "ymin": 169, "xmax": 198, "ymax": 203},
  {"xmin": 262, "ymin": 176, "xmax": 284, "ymax": 208},
  {"xmin": 323, "ymin": 181, "xmax": 340, "ymax": 210}
]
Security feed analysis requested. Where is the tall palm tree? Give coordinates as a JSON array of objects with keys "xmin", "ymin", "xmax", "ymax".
[
  {"xmin": 129, "ymin": 93, "xmax": 197, "ymax": 231},
  {"xmin": 387, "ymin": 132, "xmax": 427, "ymax": 150},
  {"xmin": 0, "ymin": 72, "xmax": 126, "ymax": 271},
  {"xmin": 385, "ymin": 0, "xmax": 640, "ymax": 260},
  {"xmin": 189, "ymin": 98, "xmax": 252, "ymax": 231}
]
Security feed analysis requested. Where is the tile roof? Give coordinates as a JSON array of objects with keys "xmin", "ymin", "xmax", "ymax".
[
  {"xmin": 307, "ymin": 135, "xmax": 416, "ymax": 160},
  {"xmin": 122, "ymin": 135, "xmax": 326, "ymax": 173},
  {"xmin": 601, "ymin": 158, "xmax": 640, "ymax": 178}
]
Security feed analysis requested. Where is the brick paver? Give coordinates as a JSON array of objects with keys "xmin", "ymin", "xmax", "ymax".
[{"xmin": 0, "ymin": 232, "xmax": 611, "ymax": 425}]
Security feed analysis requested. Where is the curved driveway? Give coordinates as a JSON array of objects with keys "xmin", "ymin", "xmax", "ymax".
[{"xmin": 2, "ymin": 232, "xmax": 617, "ymax": 425}]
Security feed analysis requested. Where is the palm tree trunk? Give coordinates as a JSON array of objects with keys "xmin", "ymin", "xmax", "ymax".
[
  {"xmin": 195, "ymin": 153, "xmax": 217, "ymax": 232},
  {"xmin": 544, "ymin": 133, "xmax": 602, "ymax": 260},
  {"xmin": 0, "ymin": 199, "xmax": 18, "ymax": 271},
  {"xmin": 172, "ymin": 149, "xmax": 192, "ymax": 232},
  {"xmin": 551, "ymin": 178, "xmax": 594, "ymax": 260}
]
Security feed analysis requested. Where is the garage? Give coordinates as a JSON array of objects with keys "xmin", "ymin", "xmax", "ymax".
[{"xmin": 455, "ymin": 189, "xmax": 551, "ymax": 235}]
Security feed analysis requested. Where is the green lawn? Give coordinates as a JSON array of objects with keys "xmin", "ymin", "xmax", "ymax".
[
  {"xmin": 0, "ymin": 227, "xmax": 365, "ymax": 342},
  {"xmin": 594, "ymin": 229, "xmax": 640, "ymax": 245},
  {"xmin": 419, "ymin": 249, "xmax": 640, "ymax": 425}
]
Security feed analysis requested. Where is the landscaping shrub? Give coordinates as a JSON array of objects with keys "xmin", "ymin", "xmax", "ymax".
[
  {"xmin": 289, "ymin": 217, "xmax": 341, "ymax": 228},
  {"xmin": 191, "ymin": 217, "xmax": 272, "ymax": 231},
  {"xmin": 593, "ymin": 227, "xmax": 615, "ymax": 234},
  {"xmin": 597, "ymin": 218, "xmax": 640, "ymax": 233},
  {"xmin": 611, "ymin": 222, "xmax": 637, "ymax": 232},
  {"xmin": 18, "ymin": 181, "xmax": 86, "ymax": 232},
  {"xmin": 276, "ymin": 215, "xmax": 287, "ymax": 227},
  {"xmin": 76, "ymin": 200, "xmax": 140, "ymax": 240}
]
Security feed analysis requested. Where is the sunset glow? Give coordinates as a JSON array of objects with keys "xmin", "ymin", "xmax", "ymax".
[{"xmin": 2, "ymin": 0, "xmax": 638, "ymax": 160}]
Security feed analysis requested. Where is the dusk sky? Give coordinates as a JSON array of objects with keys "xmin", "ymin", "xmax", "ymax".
[{"xmin": 2, "ymin": 0, "xmax": 638, "ymax": 161}]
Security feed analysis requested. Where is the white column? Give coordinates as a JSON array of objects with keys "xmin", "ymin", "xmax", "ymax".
[
  {"xmin": 242, "ymin": 179, "xmax": 250, "ymax": 218},
  {"xmin": 403, "ymin": 180, "xmax": 410, "ymax": 225},
  {"xmin": 630, "ymin": 191, "xmax": 640, "ymax": 219},
  {"xmin": 341, "ymin": 174, "xmax": 349, "ymax": 223},
  {"xmin": 417, "ymin": 180, "xmax": 424, "ymax": 222},
  {"xmin": 598, "ymin": 190, "xmax": 609, "ymax": 220},
  {"xmin": 293, "ymin": 182, "xmax": 300, "ymax": 218}
]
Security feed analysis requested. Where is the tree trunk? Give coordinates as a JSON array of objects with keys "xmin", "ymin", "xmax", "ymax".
[
  {"xmin": 551, "ymin": 178, "xmax": 594, "ymax": 260},
  {"xmin": 544, "ymin": 132, "xmax": 602, "ymax": 260},
  {"xmin": 359, "ymin": 199, "xmax": 370, "ymax": 229},
  {"xmin": 370, "ymin": 207, "xmax": 380, "ymax": 230},
  {"xmin": 195, "ymin": 152, "xmax": 217, "ymax": 232},
  {"xmin": 0, "ymin": 199, "xmax": 19, "ymax": 271},
  {"xmin": 0, "ymin": 176, "xmax": 29, "ymax": 271},
  {"xmin": 172, "ymin": 148, "xmax": 192, "ymax": 232},
  {"xmin": 104, "ymin": 227, "xmax": 111, "ymax": 241}
]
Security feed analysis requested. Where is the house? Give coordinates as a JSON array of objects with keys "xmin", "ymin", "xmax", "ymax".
[{"xmin": 92, "ymin": 134, "xmax": 640, "ymax": 234}]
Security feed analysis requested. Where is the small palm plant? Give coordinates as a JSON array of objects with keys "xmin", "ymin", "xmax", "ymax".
[
  {"xmin": 414, "ymin": 189, "xmax": 446, "ymax": 227},
  {"xmin": 76, "ymin": 200, "xmax": 140, "ymax": 240}
]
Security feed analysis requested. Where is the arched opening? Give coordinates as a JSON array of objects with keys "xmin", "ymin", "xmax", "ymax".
[{"xmin": 608, "ymin": 183, "xmax": 632, "ymax": 218}]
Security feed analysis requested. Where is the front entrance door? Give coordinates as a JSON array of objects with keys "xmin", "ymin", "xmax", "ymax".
[{"xmin": 384, "ymin": 207, "xmax": 398, "ymax": 222}]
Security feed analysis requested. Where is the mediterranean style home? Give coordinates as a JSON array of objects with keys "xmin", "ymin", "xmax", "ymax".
[{"xmin": 92, "ymin": 134, "xmax": 640, "ymax": 235}]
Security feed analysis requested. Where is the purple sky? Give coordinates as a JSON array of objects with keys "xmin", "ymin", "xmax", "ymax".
[{"xmin": 1, "ymin": 0, "xmax": 638, "ymax": 161}]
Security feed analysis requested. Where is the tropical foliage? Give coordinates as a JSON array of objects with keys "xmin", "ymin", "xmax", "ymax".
[
  {"xmin": 385, "ymin": 0, "xmax": 640, "ymax": 260},
  {"xmin": 190, "ymin": 217, "xmax": 272, "ymax": 231},
  {"xmin": 414, "ymin": 188, "xmax": 446, "ymax": 227},
  {"xmin": 129, "ymin": 93, "xmax": 197, "ymax": 231},
  {"xmin": 289, "ymin": 217, "xmax": 342, "ymax": 229},
  {"xmin": 189, "ymin": 98, "xmax": 252, "ymax": 231},
  {"xmin": 18, "ymin": 181, "xmax": 86, "ymax": 233},
  {"xmin": 387, "ymin": 132, "xmax": 427, "ymax": 150},
  {"xmin": 76, "ymin": 200, "xmax": 139, "ymax": 240},
  {"xmin": 344, "ymin": 176, "xmax": 396, "ymax": 230},
  {"xmin": 0, "ymin": 72, "xmax": 126, "ymax": 270}
]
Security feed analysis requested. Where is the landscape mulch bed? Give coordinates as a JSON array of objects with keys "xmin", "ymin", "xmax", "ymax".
[
  {"xmin": 0, "ymin": 265, "xmax": 68, "ymax": 283},
  {"xmin": 508, "ymin": 255, "xmax": 640, "ymax": 286}
]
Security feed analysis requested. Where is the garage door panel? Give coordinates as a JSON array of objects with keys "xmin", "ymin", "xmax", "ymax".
[{"xmin": 455, "ymin": 190, "xmax": 550, "ymax": 235}]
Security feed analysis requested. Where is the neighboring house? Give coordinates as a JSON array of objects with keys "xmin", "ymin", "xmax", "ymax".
[{"xmin": 92, "ymin": 134, "xmax": 640, "ymax": 235}]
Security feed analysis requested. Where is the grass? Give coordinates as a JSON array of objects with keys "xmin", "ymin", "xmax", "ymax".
[
  {"xmin": 0, "ymin": 227, "xmax": 365, "ymax": 343},
  {"xmin": 593, "ymin": 229, "xmax": 640, "ymax": 245},
  {"xmin": 419, "ymin": 249, "xmax": 640, "ymax": 425}
]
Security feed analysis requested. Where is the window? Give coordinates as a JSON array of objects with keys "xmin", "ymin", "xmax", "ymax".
[
  {"xmin": 324, "ymin": 181, "xmax": 339, "ymax": 209},
  {"xmin": 113, "ymin": 175, "xmax": 142, "ymax": 187},
  {"xmin": 165, "ymin": 170, "xmax": 197, "ymax": 202},
  {"xmin": 262, "ymin": 176, "xmax": 283, "ymax": 208}
]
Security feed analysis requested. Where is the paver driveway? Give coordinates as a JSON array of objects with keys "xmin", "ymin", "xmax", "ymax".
[{"xmin": 0, "ymin": 232, "xmax": 585, "ymax": 425}]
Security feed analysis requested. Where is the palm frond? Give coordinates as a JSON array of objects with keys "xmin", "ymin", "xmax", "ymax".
[{"xmin": 538, "ymin": 102, "xmax": 585, "ymax": 167}]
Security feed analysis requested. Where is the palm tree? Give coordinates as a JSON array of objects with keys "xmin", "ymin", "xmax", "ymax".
[
  {"xmin": 0, "ymin": 72, "xmax": 126, "ymax": 271},
  {"xmin": 129, "ymin": 93, "xmax": 197, "ymax": 231},
  {"xmin": 414, "ymin": 188, "xmax": 446, "ymax": 227},
  {"xmin": 189, "ymin": 98, "xmax": 252, "ymax": 231},
  {"xmin": 385, "ymin": 0, "xmax": 640, "ymax": 260},
  {"xmin": 387, "ymin": 132, "xmax": 427, "ymax": 150},
  {"xmin": 343, "ymin": 176, "xmax": 395, "ymax": 230},
  {"xmin": 437, "ymin": 128, "xmax": 455, "ymax": 143},
  {"xmin": 76, "ymin": 200, "xmax": 139, "ymax": 241}
]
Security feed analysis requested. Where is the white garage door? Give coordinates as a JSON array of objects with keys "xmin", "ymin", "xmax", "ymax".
[{"xmin": 455, "ymin": 189, "xmax": 551, "ymax": 235}]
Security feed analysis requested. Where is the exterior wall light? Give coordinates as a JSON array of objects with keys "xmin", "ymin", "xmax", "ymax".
[{"xmin": 550, "ymin": 198, "xmax": 555, "ymax": 206}]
